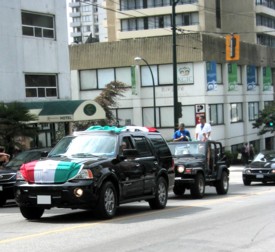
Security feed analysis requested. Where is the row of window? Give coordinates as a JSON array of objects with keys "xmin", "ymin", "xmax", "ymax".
[
  {"xmin": 257, "ymin": 34, "xmax": 275, "ymax": 47},
  {"xmin": 79, "ymin": 62, "xmax": 266, "ymax": 90},
  {"xmin": 121, "ymin": 12, "xmax": 199, "ymax": 31},
  {"xmin": 256, "ymin": 14, "xmax": 275, "ymax": 29},
  {"xmin": 111, "ymin": 101, "xmax": 272, "ymax": 128},
  {"xmin": 120, "ymin": 0, "xmax": 198, "ymax": 11},
  {"xmin": 256, "ymin": 0, "xmax": 275, "ymax": 9}
]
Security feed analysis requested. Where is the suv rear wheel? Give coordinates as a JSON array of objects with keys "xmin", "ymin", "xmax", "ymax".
[
  {"xmin": 149, "ymin": 177, "xmax": 168, "ymax": 209},
  {"xmin": 190, "ymin": 173, "xmax": 205, "ymax": 199}
]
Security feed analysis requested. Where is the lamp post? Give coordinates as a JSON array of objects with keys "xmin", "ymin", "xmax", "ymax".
[
  {"xmin": 172, "ymin": 0, "xmax": 180, "ymax": 130},
  {"xmin": 134, "ymin": 57, "xmax": 156, "ymax": 128}
]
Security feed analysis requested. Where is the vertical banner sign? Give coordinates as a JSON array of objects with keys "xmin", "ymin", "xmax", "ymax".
[
  {"xmin": 247, "ymin": 65, "xmax": 256, "ymax": 91},
  {"xmin": 228, "ymin": 63, "xmax": 237, "ymax": 91},
  {"xmin": 263, "ymin": 66, "xmax": 272, "ymax": 91},
  {"xmin": 206, "ymin": 61, "xmax": 217, "ymax": 91},
  {"xmin": 131, "ymin": 65, "xmax": 137, "ymax": 95}
]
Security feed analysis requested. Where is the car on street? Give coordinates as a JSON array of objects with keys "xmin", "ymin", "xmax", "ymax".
[
  {"xmin": 0, "ymin": 148, "xmax": 50, "ymax": 206},
  {"xmin": 15, "ymin": 126, "xmax": 174, "ymax": 220},
  {"xmin": 168, "ymin": 140, "xmax": 230, "ymax": 199},
  {"xmin": 242, "ymin": 150, "xmax": 275, "ymax": 185}
]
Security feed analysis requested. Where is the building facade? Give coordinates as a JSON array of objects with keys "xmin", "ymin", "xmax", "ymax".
[
  {"xmin": 69, "ymin": 33, "xmax": 275, "ymax": 156},
  {"xmin": 0, "ymin": 0, "xmax": 70, "ymax": 103},
  {"xmin": 68, "ymin": 0, "xmax": 275, "ymax": 46}
]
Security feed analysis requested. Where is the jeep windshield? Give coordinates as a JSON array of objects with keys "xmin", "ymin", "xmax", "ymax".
[
  {"xmin": 168, "ymin": 142, "xmax": 206, "ymax": 158},
  {"xmin": 48, "ymin": 134, "xmax": 118, "ymax": 158}
]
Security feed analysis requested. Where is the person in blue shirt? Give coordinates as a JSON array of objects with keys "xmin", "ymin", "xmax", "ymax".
[{"xmin": 173, "ymin": 123, "xmax": 191, "ymax": 142}]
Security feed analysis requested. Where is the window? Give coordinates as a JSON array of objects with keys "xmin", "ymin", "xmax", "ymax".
[
  {"xmin": 143, "ymin": 107, "xmax": 160, "ymax": 127},
  {"xmin": 216, "ymin": 0, "xmax": 221, "ymax": 28},
  {"xmin": 132, "ymin": 136, "xmax": 153, "ymax": 156},
  {"xmin": 248, "ymin": 102, "xmax": 259, "ymax": 121},
  {"xmin": 22, "ymin": 12, "xmax": 55, "ymax": 39},
  {"xmin": 237, "ymin": 65, "xmax": 242, "ymax": 84},
  {"xmin": 25, "ymin": 74, "xmax": 57, "ymax": 98},
  {"xmin": 98, "ymin": 69, "xmax": 115, "ymax": 89},
  {"xmin": 115, "ymin": 67, "xmax": 132, "ymax": 85},
  {"xmin": 80, "ymin": 70, "xmax": 97, "ymax": 90},
  {"xmin": 140, "ymin": 65, "xmax": 158, "ymax": 87},
  {"xmin": 159, "ymin": 64, "xmax": 173, "ymax": 85},
  {"xmin": 230, "ymin": 103, "xmax": 243, "ymax": 123},
  {"xmin": 216, "ymin": 64, "xmax": 222, "ymax": 83},
  {"xmin": 210, "ymin": 104, "xmax": 224, "ymax": 125}
]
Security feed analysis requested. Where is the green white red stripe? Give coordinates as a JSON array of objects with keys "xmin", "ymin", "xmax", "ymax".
[{"xmin": 20, "ymin": 160, "xmax": 83, "ymax": 183}]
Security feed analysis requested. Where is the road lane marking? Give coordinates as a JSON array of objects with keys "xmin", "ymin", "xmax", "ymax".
[{"xmin": 1, "ymin": 187, "xmax": 275, "ymax": 245}]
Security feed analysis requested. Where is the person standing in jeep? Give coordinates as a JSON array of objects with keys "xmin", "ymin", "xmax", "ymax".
[{"xmin": 195, "ymin": 116, "xmax": 212, "ymax": 141}]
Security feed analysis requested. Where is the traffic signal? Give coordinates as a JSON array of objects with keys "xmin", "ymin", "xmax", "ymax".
[
  {"xmin": 226, "ymin": 34, "xmax": 240, "ymax": 61},
  {"xmin": 266, "ymin": 120, "xmax": 274, "ymax": 128},
  {"xmin": 177, "ymin": 102, "xmax": 182, "ymax": 119}
]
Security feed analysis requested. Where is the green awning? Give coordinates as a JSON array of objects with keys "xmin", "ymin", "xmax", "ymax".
[{"xmin": 22, "ymin": 100, "xmax": 106, "ymax": 123}]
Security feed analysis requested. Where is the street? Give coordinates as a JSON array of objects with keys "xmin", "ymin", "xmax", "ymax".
[{"xmin": 0, "ymin": 166, "xmax": 275, "ymax": 252}]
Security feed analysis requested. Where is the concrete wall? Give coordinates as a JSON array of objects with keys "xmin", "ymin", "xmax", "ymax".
[{"xmin": 0, "ymin": 0, "xmax": 71, "ymax": 102}]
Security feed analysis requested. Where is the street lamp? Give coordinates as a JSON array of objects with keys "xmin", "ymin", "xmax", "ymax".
[
  {"xmin": 172, "ymin": 0, "xmax": 180, "ymax": 129},
  {"xmin": 134, "ymin": 56, "xmax": 157, "ymax": 128}
]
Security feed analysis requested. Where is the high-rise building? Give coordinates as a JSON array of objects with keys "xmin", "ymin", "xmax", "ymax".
[
  {"xmin": 68, "ymin": 0, "xmax": 275, "ymax": 47},
  {"xmin": 69, "ymin": 0, "xmax": 107, "ymax": 43}
]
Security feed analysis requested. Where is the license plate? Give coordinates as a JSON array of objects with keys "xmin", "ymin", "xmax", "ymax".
[
  {"xmin": 0, "ymin": 186, "xmax": 2, "ymax": 191},
  {"xmin": 37, "ymin": 195, "xmax": 51, "ymax": 205},
  {"xmin": 256, "ymin": 174, "xmax": 264, "ymax": 179}
]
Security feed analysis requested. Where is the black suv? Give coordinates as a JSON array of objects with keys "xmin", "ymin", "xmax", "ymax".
[
  {"xmin": 15, "ymin": 126, "xmax": 174, "ymax": 220},
  {"xmin": 168, "ymin": 141, "xmax": 230, "ymax": 199}
]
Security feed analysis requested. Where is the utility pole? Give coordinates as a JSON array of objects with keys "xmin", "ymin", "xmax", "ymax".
[{"xmin": 172, "ymin": 0, "xmax": 180, "ymax": 130}]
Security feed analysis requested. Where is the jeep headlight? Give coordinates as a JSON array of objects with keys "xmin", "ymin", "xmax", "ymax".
[
  {"xmin": 177, "ymin": 165, "xmax": 185, "ymax": 173},
  {"xmin": 245, "ymin": 169, "xmax": 251, "ymax": 174},
  {"xmin": 16, "ymin": 171, "xmax": 25, "ymax": 181},
  {"xmin": 73, "ymin": 169, "xmax": 93, "ymax": 179}
]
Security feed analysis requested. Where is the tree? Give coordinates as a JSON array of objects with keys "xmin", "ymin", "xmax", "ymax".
[
  {"xmin": 73, "ymin": 81, "xmax": 129, "ymax": 130},
  {"xmin": 253, "ymin": 101, "xmax": 275, "ymax": 135},
  {"xmin": 0, "ymin": 102, "xmax": 38, "ymax": 155}
]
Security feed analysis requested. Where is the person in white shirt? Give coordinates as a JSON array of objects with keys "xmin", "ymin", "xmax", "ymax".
[{"xmin": 195, "ymin": 115, "xmax": 211, "ymax": 141}]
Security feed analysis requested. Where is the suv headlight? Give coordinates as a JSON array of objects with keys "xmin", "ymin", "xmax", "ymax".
[{"xmin": 73, "ymin": 169, "xmax": 93, "ymax": 180}]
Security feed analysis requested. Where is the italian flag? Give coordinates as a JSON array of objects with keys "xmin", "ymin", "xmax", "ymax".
[{"xmin": 20, "ymin": 160, "xmax": 83, "ymax": 184}]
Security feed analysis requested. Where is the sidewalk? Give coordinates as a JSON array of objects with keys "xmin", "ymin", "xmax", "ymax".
[{"xmin": 229, "ymin": 164, "xmax": 245, "ymax": 172}]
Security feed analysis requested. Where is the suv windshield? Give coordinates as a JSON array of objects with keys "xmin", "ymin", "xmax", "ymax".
[
  {"xmin": 49, "ymin": 134, "xmax": 118, "ymax": 157},
  {"xmin": 169, "ymin": 142, "xmax": 206, "ymax": 157}
]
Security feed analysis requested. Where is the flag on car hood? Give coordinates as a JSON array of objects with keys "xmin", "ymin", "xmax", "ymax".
[{"xmin": 20, "ymin": 160, "xmax": 83, "ymax": 183}]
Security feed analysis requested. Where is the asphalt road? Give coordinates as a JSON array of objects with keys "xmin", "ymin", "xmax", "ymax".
[{"xmin": 0, "ymin": 165, "xmax": 275, "ymax": 252}]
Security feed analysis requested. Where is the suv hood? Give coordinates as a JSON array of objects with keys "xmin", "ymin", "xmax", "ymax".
[{"xmin": 19, "ymin": 156, "xmax": 104, "ymax": 183}]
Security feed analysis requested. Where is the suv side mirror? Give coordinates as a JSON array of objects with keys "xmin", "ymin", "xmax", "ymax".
[{"xmin": 41, "ymin": 151, "xmax": 49, "ymax": 158}]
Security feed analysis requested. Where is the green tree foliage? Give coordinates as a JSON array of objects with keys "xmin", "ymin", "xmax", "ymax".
[
  {"xmin": 0, "ymin": 102, "xmax": 38, "ymax": 155},
  {"xmin": 253, "ymin": 101, "xmax": 275, "ymax": 135},
  {"xmin": 73, "ymin": 81, "xmax": 129, "ymax": 130}
]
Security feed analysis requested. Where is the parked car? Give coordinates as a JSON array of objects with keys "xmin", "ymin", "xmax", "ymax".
[
  {"xmin": 15, "ymin": 126, "xmax": 174, "ymax": 220},
  {"xmin": 168, "ymin": 141, "xmax": 230, "ymax": 199},
  {"xmin": 0, "ymin": 148, "xmax": 50, "ymax": 206},
  {"xmin": 242, "ymin": 150, "xmax": 275, "ymax": 185}
]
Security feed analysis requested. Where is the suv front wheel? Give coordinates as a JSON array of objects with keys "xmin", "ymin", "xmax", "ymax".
[
  {"xmin": 149, "ymin": 177, "xmax": 168, "ymax": 209},
  {"xmin": 190, "ymin": 173, "xmax": 205, "ymax": 199}
]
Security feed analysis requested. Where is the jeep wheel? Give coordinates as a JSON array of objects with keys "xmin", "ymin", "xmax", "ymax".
[
  {"xmin": 95, "ymin": 181, "xmax": 117, "ymax": 219},
  {"xmin": 149, "ymin": 177, "xmax": 168, "ymax": 209},
  {"xmin": 20, "ymin": 206, "xmax": 44, "ymax": 220},
  {"xmin": 190, "ymin": 173, "xmax": 205, "ymax": 199},
  {"xmin": 173, "ymin": 184, "xmax": 185, "ymax": 196},
  {"xmin": 216, "ymin": 171, "xmax": 229, "ymax": 195},
  {"xmin": 243, "ymin": 177, "xmax": 251, "ymax": 186},
  {"xmin": 0, "ymin": 195, "xmax": 6, "ymax": 207}
]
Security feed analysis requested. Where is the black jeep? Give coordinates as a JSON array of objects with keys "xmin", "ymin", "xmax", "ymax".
[
  {"xmin": 168, "ymin": 141, "xmax": 230, "ymax": 199},
  {"xmin": 15, "ymin": 126, "xmax": 174, "ymax": 220}
]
